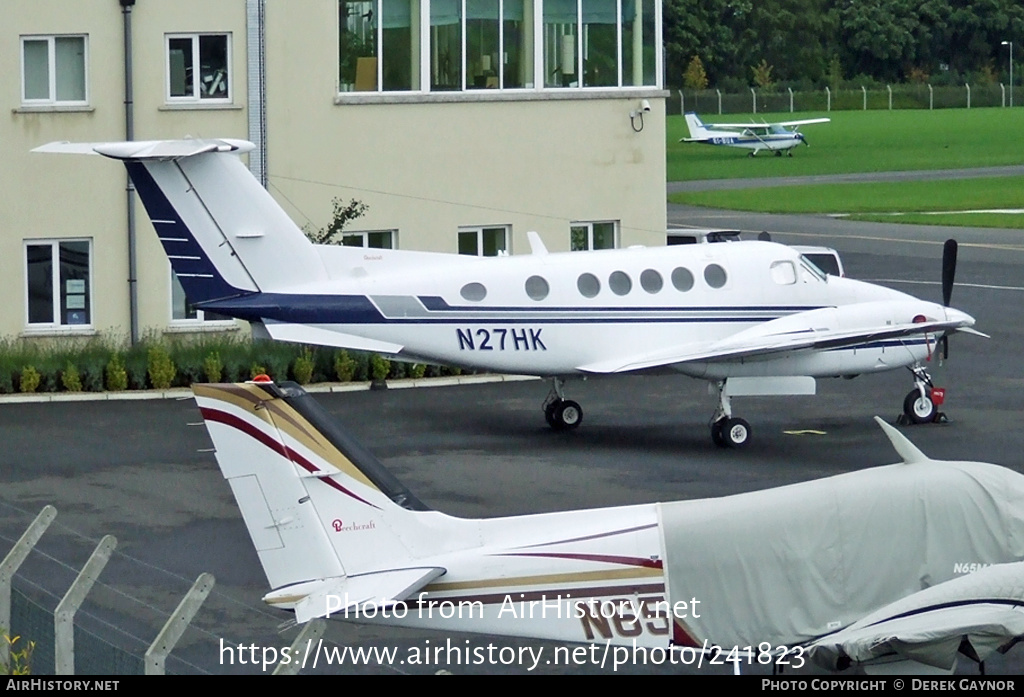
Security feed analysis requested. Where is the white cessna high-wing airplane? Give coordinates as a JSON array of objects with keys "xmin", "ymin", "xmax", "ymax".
[
  {"xmin": 37, "ymin": 139, "xmax": 982, "ymax": 447},
  {"xmin": 194, "ymin": 379, "xmax": 1024, "ymax": 674},
  {"xmin": 682, "ymin": 112, "xmax": 830, "ymax": 156}
]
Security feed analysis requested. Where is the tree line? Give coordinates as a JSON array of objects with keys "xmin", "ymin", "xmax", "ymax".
[{"xmin": 665, "ymin": 0, "xmax": 1024, "ymax": 90}]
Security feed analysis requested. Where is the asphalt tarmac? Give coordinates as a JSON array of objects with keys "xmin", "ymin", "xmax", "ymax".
[{"xmin": 2, "ymin": 186, "xmax": 1024, "ymax": 675}]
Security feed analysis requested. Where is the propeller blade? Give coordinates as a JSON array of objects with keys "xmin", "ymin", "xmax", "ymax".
[{"xmin": 942, "ymin": 239, "xmax": 958, "ymax": 307}]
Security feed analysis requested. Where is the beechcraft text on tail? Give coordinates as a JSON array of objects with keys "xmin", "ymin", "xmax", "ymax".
[
  {"xmin": 195, "ymin": 379, "xmax": 1024, "ymax": 675},
  {"xmin": 681, "ymin": 112, "xmax": 830, "ymax": 156},
  {"xmin": 35, "ymin": 139, "xmax": 984, "ymax": 447}
]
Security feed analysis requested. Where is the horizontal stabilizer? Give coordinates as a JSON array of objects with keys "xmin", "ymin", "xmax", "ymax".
[
  {"xmin": 265, "ymin": 567, "xmax": 446, "ymax": 623},
  {"xmin": 34, "ymin": 138, "xmax": 254, "ymax": 160},
  {"xmin": 259, "ymin": 321, "xmax": 404, "ymax": 354}
]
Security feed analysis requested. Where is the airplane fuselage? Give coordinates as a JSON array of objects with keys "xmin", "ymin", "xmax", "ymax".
[{"xmin": 209, "ymin": 241, "xmax": 941, "ymax": 380}]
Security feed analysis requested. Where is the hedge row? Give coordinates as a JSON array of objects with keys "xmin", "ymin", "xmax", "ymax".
[{"xmin": 0, "ymin": 334, "xmax": 458, "ymax": 394}]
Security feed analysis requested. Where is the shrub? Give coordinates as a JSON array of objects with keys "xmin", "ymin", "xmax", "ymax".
[
  {"xmin": 334, "ymin": 350, "xmax": 356, "ymax": 382},
  {"xmin": 292, "ymin": 348, "xmax": 315, "ymax": 384},
  {"xmin": 19, "ymin": 366, "xmax": 41, "ymax": 393},
  {"xmin": 147, "ymin": 346, "xmax": 176, "ymax": 390},
  {"xmin": 60, "ymin": 362, "xmax": 83, "ymax": 392},
  {"xmin": 410, "ymin": 363, "xmax": 427, "ymax": 379},
  {"xmin": 369, "ymin": 353, "xmax": 391, "ymax": 382},
  {"xmin": 2, "ymin": 632, "xmax": 35, "ymax": 675},
  {"xmin": 203, "ymin": 351, "xmax": 223, "ymax": 382},
  {"xmin": 105, "ymin": 354, "xmax": 128, "ymax": 391},
  {"xmin": 250, "ymin": 363, "xmax": 268, "ymax": 380}
]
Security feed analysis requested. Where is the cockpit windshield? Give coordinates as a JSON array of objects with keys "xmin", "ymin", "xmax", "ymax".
[{"xmin": 799, "ymin": 255, "xmax": 828, "ymax": 282}]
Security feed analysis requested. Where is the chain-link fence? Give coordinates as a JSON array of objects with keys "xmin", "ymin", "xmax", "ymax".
[{"xmin": 670, "ymin": 84, "xmax": 1013, "ymax": 116}]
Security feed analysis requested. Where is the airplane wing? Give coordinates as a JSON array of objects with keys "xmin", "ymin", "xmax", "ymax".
[
  {"xmin": 577, "ymin": 305, "xmax": 979, "ymax": 374},
  {"xmin": 807, "ymin": 561, "xmax": 1024, "ymax": 672},
  {"xmin": 775, "ymin": 118, "xmax": 830, "ymax": 127}
]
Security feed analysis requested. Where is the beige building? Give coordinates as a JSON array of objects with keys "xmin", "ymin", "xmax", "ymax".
[{"xmin": 2, "ymin": 0, "xmax": 666, "ymax": 341}]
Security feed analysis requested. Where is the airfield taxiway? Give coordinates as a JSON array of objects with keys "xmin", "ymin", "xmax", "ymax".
[{"xmin": 2, "ymin": 206, "xmax": 1023, "ymax": 675}]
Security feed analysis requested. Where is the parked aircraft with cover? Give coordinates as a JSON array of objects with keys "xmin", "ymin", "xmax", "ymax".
[
  {"xmin": 194, "ymin": 379, "xmax": 1024, "ymax": 675},
  {"xmin": 36, "ymin": 139, "xmax": 983, "ymax": 447}
]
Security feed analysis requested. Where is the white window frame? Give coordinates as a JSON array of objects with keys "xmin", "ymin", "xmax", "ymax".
[
  {"xmin": 20, "ymin": 35, "xmax": 89, "ymax": 105},
  {"xmin": 24, "ymin": 239, "xmax": 93, "ymax": 329},
  {"xmin": 458, "ymin": 225, "xmax": 510, "ymax": 256},
  {"xmin": 169, "ymin": 268, "xmax": 236, "ymax": 326},
  {"xmin": 570, "ymin": 221, "xmax": 618, "ymax": 251},
  {"xmin": 165, "ymin": 33, "xmax": 232, "ymax": 103},
  {"xmin": 341, "ymin": 230, "xmax": 397, "ymax": 248}
]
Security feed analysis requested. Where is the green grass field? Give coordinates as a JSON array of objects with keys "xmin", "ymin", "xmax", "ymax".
[
  {"xmin": 667, "ymin": 107, "xmax": 1024, "ymax": 182},
  {"xmin": 667, "ymin": 107, "xmax": 1024, "ymax": 229}
]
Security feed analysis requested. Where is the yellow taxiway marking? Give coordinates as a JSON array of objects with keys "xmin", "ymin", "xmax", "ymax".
[{"xmin": 783, "ymin": 429, "xmax": 827, "ymax": 436}]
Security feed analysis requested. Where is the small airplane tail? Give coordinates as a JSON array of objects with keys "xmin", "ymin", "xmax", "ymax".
[
  {"xmin": 33, "ymin": 139, "xmax": 330, "ymax": 307},
  {"xmin": 193, "ymin": 380, "xmax": 455, "ymax": 621},
  {"xmin": 683, "ymin": 112, "xmax": 712, "ymax": 141}
]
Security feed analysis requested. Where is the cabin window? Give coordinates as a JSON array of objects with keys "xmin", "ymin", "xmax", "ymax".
[
  {"xmin": 640, "ymin": 269, "xmax": 662, "ymax": 293},
  {"xmin": 609, "ymin": 271, "xmax": 632, "ymax": 295},
  {"xmin": 460, "ymin": 282, "xmax": 488, "ymax": 301},
  {"xmin": 671, "ymin": 267, "xmax": 694, "ymax": 292},
  {"xmin": 577, "ymin": 272, "xmax": 600, "ymax": 298},
  {"xmin": 770, "ymin": 260, "xmax": 797, "ymax": 285},
  {"xmin": 525, "ymin": 275, "xmax": 549, "ymax": 300},
  {"xmin": 704, "ymin": 264, "xmax": 727, "ymax": 289}
]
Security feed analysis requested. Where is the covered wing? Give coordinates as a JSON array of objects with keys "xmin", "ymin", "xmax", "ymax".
[
  {"xmin": 578, "ymin": 303, "xmax": 970, "ymax": 374},
  {"xmin": 808, "ymin": 562, "xmax": 1024, "ymax": 671}
]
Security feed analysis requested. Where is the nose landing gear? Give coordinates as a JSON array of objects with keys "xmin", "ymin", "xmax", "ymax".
[{"xmin": 899, "ymin": 366, "xmax": 946, "ymax": 425}]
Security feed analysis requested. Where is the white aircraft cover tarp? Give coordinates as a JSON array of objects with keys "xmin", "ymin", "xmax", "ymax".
[
  {"xmin": 807, "ymin": 560, "xmax": 1024, "ymax": 670},
  {"xmin": 657, "ymin": 461, "xmax": 1024, "ymax": 649}
]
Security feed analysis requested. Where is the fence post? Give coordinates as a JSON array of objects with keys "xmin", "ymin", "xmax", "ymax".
[
  {"xmin": 862, "ymin": 85, "xmax": 867, "ymax": 110},
  {"xmin": 825, "ymin": 86, "xmax": 831, "ymax": 111},
  {"xmin": 0, "ymin": 506, "xmax": 57, "ymax": 671},
  {"xmin": 751, "ymin": 87, "xmax": 756, "ymax": 114},
  {"xmin": 1001, "ymin": 83, "xmax": 1006, "ymax": 107},
  {"xmin": 144, "ymin": 573, "xmax": 215, "ymax": 675},
  {"xmin": 887, "ymin": 85, "xmax": 892, "ymax": 110},
  {"xmin": 55, "ymin": 535, "xmax": 117, "ymax": 674},
  {"xmin": 928, "ymin": 84, "xmax": 933, "ymax": 110},
  {"xmin": 788, "ymin": 87, "xmax": 794, "ymax": 112},
  {"xmin": 678, "ymin": 89, "xmax": 684, "ymax": 115},
  {"xmin": 274, "ymin": 619, "xmax": 327, "ymax": 675},
  {"xmin": 717, "ymin": 89, "xmax": 722, "ymax": 114},
  {"xmin": 966, "ymin": 83, "xmax": 970, "ymax": 109}
]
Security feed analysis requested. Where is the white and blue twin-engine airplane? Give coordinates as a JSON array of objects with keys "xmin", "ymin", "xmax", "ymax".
[
  {"xmin": 682, "ymin": 112, "xmax": 830, "ymax": 156},
  {"xmin": 37, "ymin": 138, "xmax": 982, "ymax": 447}
]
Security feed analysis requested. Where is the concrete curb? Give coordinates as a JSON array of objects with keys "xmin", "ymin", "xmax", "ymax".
[{"xmin": 0, "ymin": 373, "xmax": 540, "ymax": 404}]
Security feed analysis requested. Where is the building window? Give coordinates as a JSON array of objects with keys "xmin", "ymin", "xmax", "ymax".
[
  {"xmin": 166, "ymin": 34, "xmax": 230, "ymax": 102},
  {"xmin": 339, "ymin": 0, "xmax": 420, "ymax": 92},
  {"xmin": 543, "ymin": 0, "xmax": 656, "ymax": 88},
  {"xmin": 341, "ymin": 230, "xmax": 396, "ymax": 248},
  {"xmin": 21, "ymin": 35, "xmax": 87, "ymax": 104},
  {"xmin": 458, "ymin": 226, "xmax": 508, "ymax": 256},
  {"xmin": 25, "ymin": 240, "xmax": 91, "ymax": 327},
  {"xmin": 570, "ymin": 221, "xmax": 617, "ymax": 251},
  {"xmin": 339, "ymin": 0, "xmax": 654, "ymax": 93},
  {"xmin": 171, "ymin": 271, "xmax": 232, "ymax": 323}
]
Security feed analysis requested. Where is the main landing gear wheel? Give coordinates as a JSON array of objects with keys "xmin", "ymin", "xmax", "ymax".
[
  {"xmin": 711, "ymin": 417, "xmax": 751, "ymax": 448},
  {"xmin": 903, "ymin": 390, "xmax": 937, "ymax": 424},
  {"xmin": 546, "ymin": 399, "xmax": 583, "ymax": 431}
]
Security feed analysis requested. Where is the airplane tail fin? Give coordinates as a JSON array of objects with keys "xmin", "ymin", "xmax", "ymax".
[
  {"xmin": 683, "ymin": 112, "xmax": 712, "ymax": 140},
  {"xmin": 34, "ymin": 139, "xmax": 329, "ymax": 306},
  {"xmin": 193, "ymin": 380, "xmax": 454, "ymax": 620}
]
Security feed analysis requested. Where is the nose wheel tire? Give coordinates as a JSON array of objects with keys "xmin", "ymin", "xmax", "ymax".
[
  {"xmin": 903, "ymin": 390, "xmax": 937, "ymax": 424},
  {"xmin": 712, "ymin": 417, "xmax": 751, "ymax": 448},
  {"xmin": 546, "ymin": 399, "xmax": 583, "ymax": 431}
]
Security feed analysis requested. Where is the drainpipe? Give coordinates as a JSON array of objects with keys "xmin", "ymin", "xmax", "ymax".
[{"xmin": 121, "ymin": 0, "xmax": 139, "ymax": 345}]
